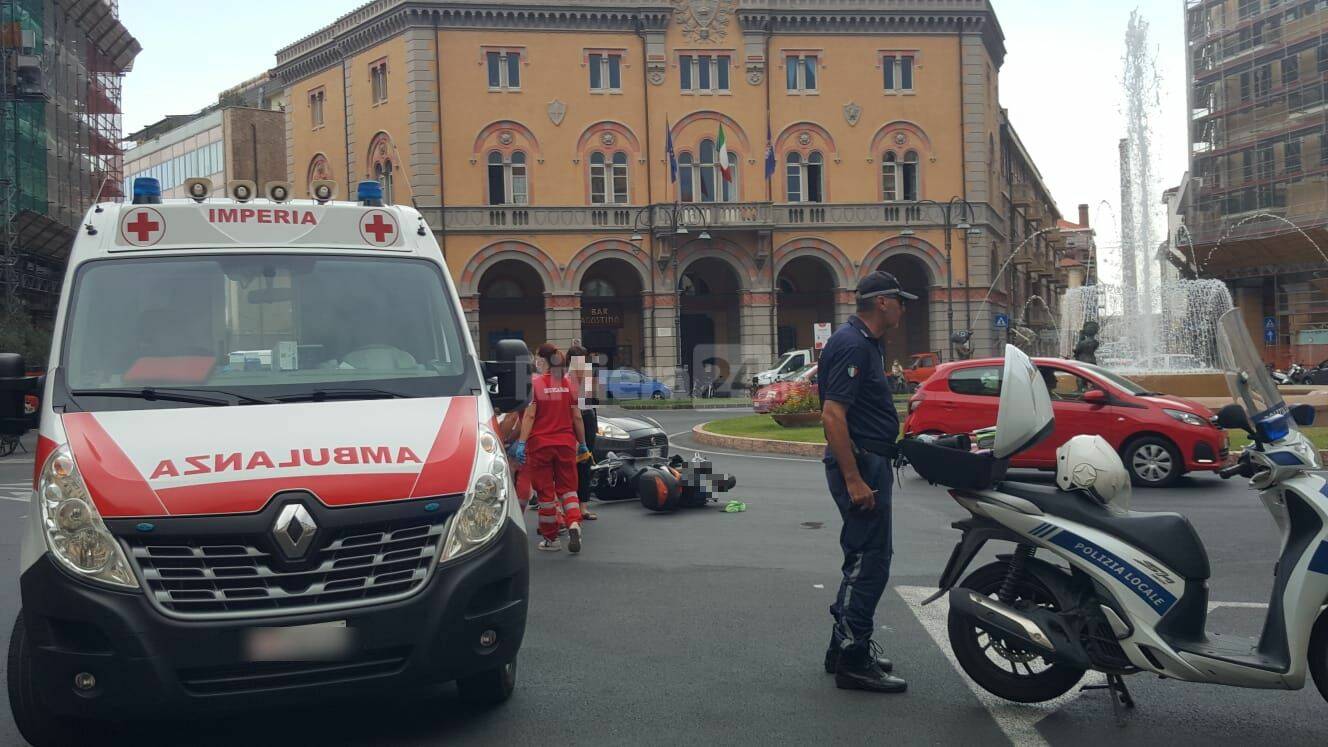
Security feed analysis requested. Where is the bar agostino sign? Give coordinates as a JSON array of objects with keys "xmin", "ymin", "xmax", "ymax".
[{"xmin": 583, "ymin": 303, "xmax": 624, "ymax": 329}]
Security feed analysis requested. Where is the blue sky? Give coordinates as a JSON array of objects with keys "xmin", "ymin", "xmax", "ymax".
[{"xmin": 119, "ymin": 0, "xmax": 1186, "ymax": 286}]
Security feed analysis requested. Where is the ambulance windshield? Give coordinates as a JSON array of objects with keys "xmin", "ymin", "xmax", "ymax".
[{"xmin": 61, "ymin": 254, "xmax": 477, "ymax": 408}]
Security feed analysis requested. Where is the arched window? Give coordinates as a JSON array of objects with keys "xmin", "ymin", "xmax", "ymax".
[
  {"xmin": 584, "ymin": 278, "xmax": 616, "ymax": 297},
  {"xmin": 484, "ymin": 278, "xmax": 524, "ymax": 298},
  {"xmin": 590, "ymin": 152, "xmax": 607, "ymax": 204},
  {"xmin": 684, "ymin": 138, "xmax": 737, "ymax": 203},
  {"xmin": 786, "ymin": 151, "xmax": 824, "ymax": 203},
  {"xmin": 590, "ymin": 151, "xmax": 630, "ymax": 204},
  {"xmin": 611, "ymin": 152, "xmax": 629, "ymax": 204},
  {"xmin": 903, "ymin": 150, "xmax": 919, "ymax": 201},
  {"xmin": 678, "ymin": 153, "xmax": 694, "ymax": 202},
  {"xmin": 882, "ymin": 152, "xmax": 898, "ymax": 201},
  {"xmin": 373, "ymin": 159, "xmax": 395, "ymax": 204},
  {"xmin": 786, "ymin": 152, "xmax": 802, "ymax": 202},
  {"xmin": 307, "ymin": 153, "xmax": 332, "ymax": 185},
  {"xmin": 882, "ymin": 151, "xmax": 919, "ymax": 202},
  {"xmin": 367, "ymin": 132, "xmax": 397, "ymax": 203},
  {"xmin": 487, "ymin": 150, "xmax": 528, "ymax": 205}
]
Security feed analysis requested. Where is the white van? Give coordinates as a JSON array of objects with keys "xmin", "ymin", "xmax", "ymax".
[{"xmin": 6, "ymin": 178, "xmax": 532, "ymax": 745}]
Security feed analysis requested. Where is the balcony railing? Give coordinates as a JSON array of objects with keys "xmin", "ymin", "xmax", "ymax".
[{"xmin": 428, "ymin": 201, "xmax": 1003, "ymax": 233}]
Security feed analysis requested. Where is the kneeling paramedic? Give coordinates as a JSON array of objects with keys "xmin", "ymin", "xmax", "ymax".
[
  {"xmin": 516, "ymin": 344, "xmax": 591, "ymax": 553},
  {"xmin": 819, "ymin": 271, "xmax": 913, "ymax": 693}
]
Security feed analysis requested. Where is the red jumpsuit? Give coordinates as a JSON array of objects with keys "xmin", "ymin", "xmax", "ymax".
[{"xmin": 527, "ymin": 372, "xmax": 582, "ymax": 541}]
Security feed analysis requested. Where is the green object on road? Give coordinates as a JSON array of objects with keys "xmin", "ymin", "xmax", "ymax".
[{"xmin": 723, "ymin": 500, "xmax": 747, "ymax": 513}]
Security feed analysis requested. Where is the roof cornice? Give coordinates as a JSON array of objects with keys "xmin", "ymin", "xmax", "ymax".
[{"xmin": 273, "ymin": 0, "xmax": 1004, "ymax": 86}]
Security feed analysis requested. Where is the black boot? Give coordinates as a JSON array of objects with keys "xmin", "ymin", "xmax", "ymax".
[
  {"xmin": 824, "ymin": 643, "xmax": 893, "ymax": 674},
  {"xmin": 834, "ymin": 646, "xmax": 907, "ymax": 694}
]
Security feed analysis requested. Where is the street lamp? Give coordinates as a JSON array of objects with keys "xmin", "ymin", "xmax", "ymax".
[
  {"xmin": 626, "ymin": 203, "xmax": 712, "ymax": 370},
  {"xmin": 907, "ymin": 196, "xmax": 976, "ymax": 360}
]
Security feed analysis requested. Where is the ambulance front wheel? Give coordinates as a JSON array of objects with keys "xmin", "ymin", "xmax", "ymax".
[
  {"xmin": 9, "ymin": 611, "xmax": 90, "ymax": 747},
  {"xmin": 456, "ymin": 657, "xmax": 517, "ymax": 706}
]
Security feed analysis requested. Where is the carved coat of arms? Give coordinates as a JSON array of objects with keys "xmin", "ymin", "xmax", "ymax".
[
  {"xmin": 843, "ymin": 102, "xmax": 862, "ymax": 127},
  {"xmin": 548, "ymin": 99, "xmax": 567, "ymax": 126},
  {"xmin": 675, "ymin": 0, "xmax": 735, "ymax": 43}
]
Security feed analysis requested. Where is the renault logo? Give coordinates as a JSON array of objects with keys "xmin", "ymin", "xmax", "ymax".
[{"xmin": 273, "ymin": 504, "xmax": 318, "ymax": 558}]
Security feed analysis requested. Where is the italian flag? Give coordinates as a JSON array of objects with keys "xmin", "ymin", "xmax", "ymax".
[{"xmin": 717, "ymin": 123, "xmax": 732, "ymax": 183}]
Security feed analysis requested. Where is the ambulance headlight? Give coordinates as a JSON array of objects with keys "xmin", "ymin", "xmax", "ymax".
[
  {"xmin": 441, "ymin": 426, "xmax": 510, "ymax": 561},
  {"xmin": 38, "ymin": 444, "xmax": 138, "ymax": 588}
]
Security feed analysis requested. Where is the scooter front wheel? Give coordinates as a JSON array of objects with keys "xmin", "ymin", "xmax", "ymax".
[
  {"xmin": 1308, "ymin": 609, "xmax": 1328, "ymax": 703},
  {"xmin": 947, "ymin": 562, "xmax": 1087, "ymax": 703}
]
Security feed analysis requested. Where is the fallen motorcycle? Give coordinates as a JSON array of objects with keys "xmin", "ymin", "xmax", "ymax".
[{"xmin": 587, "ymin": 452, "xmax": 736, "ymax": 512}]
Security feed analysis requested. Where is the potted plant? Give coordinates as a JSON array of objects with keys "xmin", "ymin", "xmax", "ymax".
[{"xmin": 771, "ymin": 387, "xmax": 822, "ymax": 428}]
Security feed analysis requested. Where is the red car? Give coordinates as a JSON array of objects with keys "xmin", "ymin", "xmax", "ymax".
[
  {"xmin": 753, "ymin": 364, "xmax": 817, "ymax": 414},
  {"xmin": 904, "ymin": 357, "xmax": 1228, "ymax": 487}
]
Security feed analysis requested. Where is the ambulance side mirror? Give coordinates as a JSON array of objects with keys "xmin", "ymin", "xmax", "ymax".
[{"xmin": 484, "ymin": 340, "xmax": 533, "ymax": 414}]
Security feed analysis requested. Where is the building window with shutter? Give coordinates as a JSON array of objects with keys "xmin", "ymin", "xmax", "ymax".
[
  {"xmin": 588, "ymin": 52, "xmax": 624, "ymax": 92},
  {"xmin": 882, "ymin": 53, "xmax": 916, "ymax": 93},
  {"xmin": 309, "ymin": 89, "xmax": 325, "ymax": 129},
  {"xmin": 679, "ymin": 53, "xmax": 731, "ymax": 93},
  {"xmin": 485, "ymin": 48, "xmax": 523, "ymax": 91},
  {"xmin": 785, "ymin": 53, "xmax": 818, "ymax": 93},
  {"xmin": 370, "ymin": 61, "xmax": 388, "ymax": 104},
  {"xmin": 487, "ymin": 151, "xmax": 528, "ymax": 205}
]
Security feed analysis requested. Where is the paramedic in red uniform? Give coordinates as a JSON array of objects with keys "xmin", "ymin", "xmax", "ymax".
[{"xmin": 515, "ymin": 343, "xmax": 590, "ymax": 553}]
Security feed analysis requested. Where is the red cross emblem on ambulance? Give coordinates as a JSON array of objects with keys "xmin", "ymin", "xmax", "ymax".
[
  {"xmin": 121, "ymin": 207, "xmax": 165, "ymax": 247},
  {"xmin": 359, "ymin": 210, "xmax": 398, "ymax": 247}
]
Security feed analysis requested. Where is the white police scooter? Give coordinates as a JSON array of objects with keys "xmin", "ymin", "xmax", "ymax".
[{"xmin": 901, "ymin": 308, "xmax": 1328, "ymax": 716}]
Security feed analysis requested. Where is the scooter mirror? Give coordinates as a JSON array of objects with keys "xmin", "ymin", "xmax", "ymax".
[
  {"xmin": 1290, "ymin": 403, "xmax": 1316, "ymax": 427},
  {"xmin": 1214, "ymin": 403, "xmax": 1252, "ymax": 431}
]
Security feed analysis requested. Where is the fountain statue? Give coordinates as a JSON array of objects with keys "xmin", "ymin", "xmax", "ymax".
[
  {"xmin": 1072, "ymin": 321, "xmax": 1100, "ymax": 365},
  {"xmin": 1058, "ymin": 279, "xmax": 1235, "ymax": 397}
]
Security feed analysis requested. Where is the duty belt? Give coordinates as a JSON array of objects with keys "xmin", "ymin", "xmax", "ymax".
[{"xmin": 852, "ymin": 438, "xmax": 899, "ymax": 460}]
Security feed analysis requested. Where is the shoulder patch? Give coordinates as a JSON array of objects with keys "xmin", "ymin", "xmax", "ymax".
[{"xmin": 847, "ymin": 365, "xmax": 858, "ymax": 378}]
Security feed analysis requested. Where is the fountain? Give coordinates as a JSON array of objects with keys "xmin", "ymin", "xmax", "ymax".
[
  {"xmin": 1044, "ymin": 12, "xmax": 1235, "ymax": 399},
  {"xmin": 1058, "ymin": 279, "xmax": 1235, "ymax": 397}
]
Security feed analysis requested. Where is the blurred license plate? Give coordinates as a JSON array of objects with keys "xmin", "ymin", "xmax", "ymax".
[
  {"xmin": 648, "ymin": 446, "xmax": 665, "ymax": 458},
  {"xmin": 243, "ymin": 620, "xmax": 355, "ymax": 662}
]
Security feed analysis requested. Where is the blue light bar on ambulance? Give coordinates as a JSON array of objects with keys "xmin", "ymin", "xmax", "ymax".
[
  {"xmin": 132, "ymin": 177, "xmax": 163, "ymax": 205},
  {"xmin": 357, "ymin": 180, "xmax": 384, "ymax": 207}
]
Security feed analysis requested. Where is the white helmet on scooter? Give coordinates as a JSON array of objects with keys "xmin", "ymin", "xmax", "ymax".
[{"xmin": 1056, "ymin": 435, "xmax": 1131, "ymax": 515}]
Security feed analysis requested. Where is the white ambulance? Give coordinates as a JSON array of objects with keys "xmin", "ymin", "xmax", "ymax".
[{"xmin": 6, "ymin": 177, "xmax": 533, "ymax": 745}]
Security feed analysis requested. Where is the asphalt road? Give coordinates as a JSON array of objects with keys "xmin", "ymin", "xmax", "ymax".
[{"xmin": 0, "ymin": 411, "xmax": 1325, "ymax": 746}]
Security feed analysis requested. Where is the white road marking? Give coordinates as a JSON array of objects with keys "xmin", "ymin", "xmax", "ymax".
[
  {"xmin": 896, "ymin": 585, "xmax": 1102, "ymax": 747},
  {"xmin": 0, "ymin": 481, "xmax": 31, "ymax": 503},
  {"xmin": 898, "ymin": 585, "xmax": 1271, "ymax": 746}
]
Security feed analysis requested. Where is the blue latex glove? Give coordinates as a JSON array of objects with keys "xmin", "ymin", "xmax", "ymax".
[
  {"xmin": 577, "ymin": 443, "xmax": 590, "ymax": 457},
  {"xmin": 514, "ymin": 441, "xmax": 527, "ymax": 465}
]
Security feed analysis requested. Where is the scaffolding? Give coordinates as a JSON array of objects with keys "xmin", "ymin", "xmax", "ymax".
[
  {"xmin": 1185, "ymin": 0, "xmax": 1328, "ymax": 246},
  {"xmin": 1184, "ymin": 0, "xmax": 1328, "ymax": 365},
  {"xmin": 0, "ymin": 0, "xmax": 137, "ymax": 315}
]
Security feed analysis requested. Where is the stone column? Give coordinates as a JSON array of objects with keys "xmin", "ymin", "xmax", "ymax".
[
  {"xmin": 460, "ymin": 295, "xmax": 480, "ymax": 349},
  {"xmin": 545, "ymin": 292, "xmax": 582, "ymax": 349},
  {"xmin": 740, "ymin": 290, "xmax": 775, "ymax": 374},
  {"xmin": 643, "ymin": 291, "xmax": 679, "ymax": 385},
  {"xmin": 834, "ymin": 288, "xmax": 856, "ymax": 327}
]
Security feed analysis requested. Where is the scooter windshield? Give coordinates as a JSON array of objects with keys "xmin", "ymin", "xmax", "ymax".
[{"xmin": 1216, "ymin": 309, "xmax": 1291, "ymax": 436}]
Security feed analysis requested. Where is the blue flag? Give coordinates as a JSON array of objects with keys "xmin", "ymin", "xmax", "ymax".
[
  {"xmin": 764, "ymin": 121, "xmax": 776, "ymax": 181},
  {"xmin": 665, "ymin": 117, "xmax": 678, "ymax": 184}
]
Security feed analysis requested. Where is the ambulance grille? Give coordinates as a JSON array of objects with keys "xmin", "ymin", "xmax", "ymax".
[{"xmin": 126, "ymin": 515, "xmax": 447, "ymax": 619}]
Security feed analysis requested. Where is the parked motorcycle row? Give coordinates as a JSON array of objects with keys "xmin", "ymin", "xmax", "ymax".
[{"xmin": 1270, "ymin": 359, "xmax": 1328, "ymax": 385}]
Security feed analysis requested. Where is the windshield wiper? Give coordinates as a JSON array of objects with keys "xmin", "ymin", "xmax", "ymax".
[
  {"xmin": 273, "ymin": 387, "xmax": 413, "ymax": 403},
  {"xmin": 70, "ymin": 387, "xmax": 238, "ymax": 407}
]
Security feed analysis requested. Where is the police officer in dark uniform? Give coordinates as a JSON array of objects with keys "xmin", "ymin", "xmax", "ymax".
[{"xmin": 818, "ymin": 271, "xmax": 913, "ymax": 693}]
